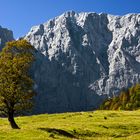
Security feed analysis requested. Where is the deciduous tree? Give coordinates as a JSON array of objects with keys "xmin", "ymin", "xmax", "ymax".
[{"xmin": 0, "ymin": 40, "xmax": 35, "ymax": 129}]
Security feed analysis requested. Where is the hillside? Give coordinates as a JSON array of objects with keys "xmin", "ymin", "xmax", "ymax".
[
  {"xmin": 100, "ymin": 84, "xmax": 140, "ymax": 110},
  {"xmin": 0, "ymin": 110, "xmax": 140, "ymax": 140}
]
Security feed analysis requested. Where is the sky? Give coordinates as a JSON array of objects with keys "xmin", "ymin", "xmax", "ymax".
[{"xmin": 0, "ymin": 0, "xmax": 140, "ymax": 38}]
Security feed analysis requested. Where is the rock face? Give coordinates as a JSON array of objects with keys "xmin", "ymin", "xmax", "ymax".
[
  {"xmin": 0, "ymin": 26, "xmax": 14, "ymax": 50},
  {"xmin": 25, "ymin": 11, "xmax": 140, "ymax": 114}
]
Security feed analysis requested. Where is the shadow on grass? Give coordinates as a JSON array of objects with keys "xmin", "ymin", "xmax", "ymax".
[
  {"xmin": 38, "ymin": 127, "xmax": 102, "ymax": 138},
  {"xmin": 73, "ymin": 129, "xmax": 100, "ymax": 137},
  {"xmin": 38, "ymin": 128, "xmax": 77, "ymax": 138}
]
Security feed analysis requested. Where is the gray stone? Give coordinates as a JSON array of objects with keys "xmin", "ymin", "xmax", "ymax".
[
  {"xmin": 0, "ymin": 26, "xmax": 14, "ymax": 50},
  {"xmin": 25, "ymin": 12, "xmax": 140, "ymax": 113},
  {"xmin": 3, "ymin": 11, "xmax": 140, "ymax": 114}
]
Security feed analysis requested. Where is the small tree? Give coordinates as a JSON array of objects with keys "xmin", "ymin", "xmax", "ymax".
[{"xmin": 0, "ymin": 40, "xmax": 35, "ymax": 129}]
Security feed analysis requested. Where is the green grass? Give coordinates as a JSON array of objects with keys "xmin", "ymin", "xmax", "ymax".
[{"xmin": 0, "ymin": 110, "xmax": 140, "ymax": 140}]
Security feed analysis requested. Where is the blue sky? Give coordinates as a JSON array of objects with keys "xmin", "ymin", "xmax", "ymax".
[{"xmin": 0, "ymin": 0, "xmax": 139, "ymax": 38}]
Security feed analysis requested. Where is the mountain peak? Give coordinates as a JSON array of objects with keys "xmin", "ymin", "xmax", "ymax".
[
  {"xmin": 23, "ymin": 12, "xmax": 140, "ymax": 113},
  {"xmin": 0, "ymin": 26, "xmax": 14, "ymax": 50}
]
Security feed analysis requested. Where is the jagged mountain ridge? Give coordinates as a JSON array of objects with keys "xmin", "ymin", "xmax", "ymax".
[
  {"xmin": 0, "ymin": 26, "xmax": 14, "ymax": 50},
  {"xmin": 25, "ymin": 11, "xmax": 140, "ymax": 113},
  {"xmin": 0, "ymin": 11, "xmax": 140, "ymax": 114}
]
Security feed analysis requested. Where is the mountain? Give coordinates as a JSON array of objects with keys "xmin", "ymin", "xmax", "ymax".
[
  {"xmin": 1, "ymin": 11, "xmax": 139, "ymax": 114},
  {"xmin": 0, "ymin": 26, "xmax": 14, "ymax": 50},
  {"xmin": 24, "ymin": 11, "xmax": 140, "ymax": 114}
]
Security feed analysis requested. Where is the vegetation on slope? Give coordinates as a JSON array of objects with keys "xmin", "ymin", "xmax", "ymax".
[
  {"xmin": 100, "ymin": 84, "xmax": 140, "ymax": 110},
  {"xmin": 0, "ymin": 110, "xmax": 140, "ymax": 140}
]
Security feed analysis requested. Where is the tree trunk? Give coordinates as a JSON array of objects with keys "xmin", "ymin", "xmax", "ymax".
[{"xmin": 8, "ymin": 110, "xmax": 20, "ymax": 129}]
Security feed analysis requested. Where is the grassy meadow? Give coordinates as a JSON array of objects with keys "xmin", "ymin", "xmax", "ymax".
[{"xmin": 0, "ymin": 110, "xmax": 140, "ymax": 140}]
